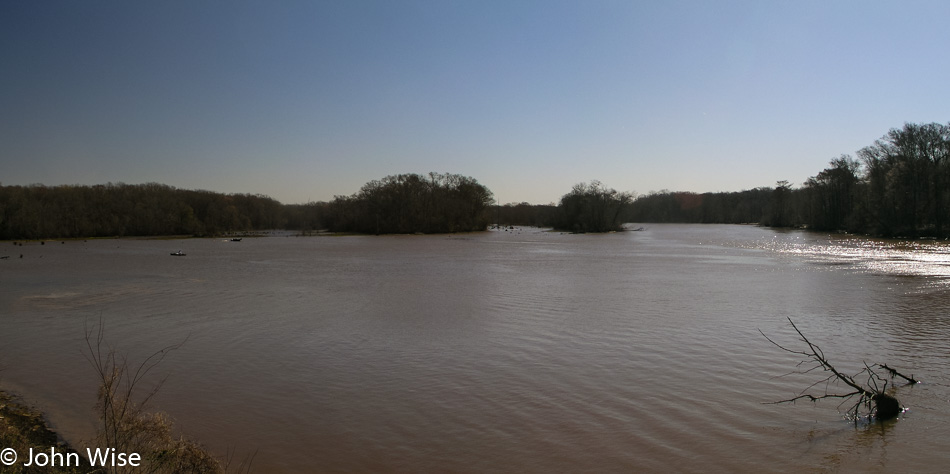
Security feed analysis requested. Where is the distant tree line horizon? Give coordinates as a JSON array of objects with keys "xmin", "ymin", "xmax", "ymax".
[
  {"xmin": 2, "ymin": 122, "xmax": 947, "ymax": 239},
  {"xmin": 499, "ymin": 121, "xmax": 950, "ymax": 238},
  {"xmin": 0, "ymin": 182, "xmax": 291, "ymax": 239},
  {"xmin": 0, "ymin": 176, "xmax": 629, "ymax": 238}
]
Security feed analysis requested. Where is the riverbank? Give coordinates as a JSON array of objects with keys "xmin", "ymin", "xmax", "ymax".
[
  {"xmin": 0, "ymin": 390, "xmax": 92, "ymax": 473},
  {"xmin": 0, "ymin": 385, "xmax": 232, "ymax": 473}
]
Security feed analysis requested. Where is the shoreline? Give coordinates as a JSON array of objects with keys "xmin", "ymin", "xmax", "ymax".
[
  {"xmin": 0, "ymin": 386, "xmax": 228, "ymax": 473},
  {"xmin": 0, "ymin": 389, "xmax": 92, "ymax": 473}
]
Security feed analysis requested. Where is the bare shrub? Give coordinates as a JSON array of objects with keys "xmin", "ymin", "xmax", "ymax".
[{"xmin": 83, "ymin": 321, "xmax": 225, "ymax": 474}]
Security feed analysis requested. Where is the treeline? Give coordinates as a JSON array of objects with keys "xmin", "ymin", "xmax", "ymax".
[
  {"xmin": 493, "ymin": 202, "xmax": 557, "ymax": 227},
  {"xmin": 835, "ymin": 122, "xmax": 949, "ymax": 236},
  {"xmin": 0, "ymin": 182, "xmax": 290, "ymax": 239},
  {"xmin": 4, "ymin": 122, "xmax": 947, "ymax": 239},
  {"xmin": 323, "ymin": 173, "xmax": 494, "ymax": 234},
  {"xmin": 627, "ymin": 188, "xmax": 773, "ymax": 225},
  {"xmin": 497, "ymin": 122, "xmax": 950, "ymax": 238},
  {"xmin": 626, "ymin": 122, "xmax": 950, "ymax": 237},
  {"xmin": 491, "ymin": 181, "xmax": 633, "ymax": 233},
  {"xmin": 0, "ymin": 173, "xmax": 495, "ymax": 239}
]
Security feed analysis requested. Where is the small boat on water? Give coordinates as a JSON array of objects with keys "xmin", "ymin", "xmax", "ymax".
[
  {"xmin": 230, "ymin": 238, "xmax": 242, "ymax": 242},
  {"xmin": 170, "ymin": 250, "xmax": 186, "ymax": 256}
]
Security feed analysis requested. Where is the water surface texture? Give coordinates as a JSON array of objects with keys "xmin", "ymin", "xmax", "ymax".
[{"xmin": 2, "ymin": 224, "xmax": 949, "ymax": 472}]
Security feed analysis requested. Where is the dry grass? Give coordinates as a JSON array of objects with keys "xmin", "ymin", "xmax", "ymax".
[
  {"xmin": 84, "ymin": 322, "xmax": 236, "ymax": 474},
  {"xmin": 0, "ymin": 322, "xmax": 253, "ymax": 474},
  {"xmin": 0, "ymin": 391, "xmax": 93, "ymax": 473}
]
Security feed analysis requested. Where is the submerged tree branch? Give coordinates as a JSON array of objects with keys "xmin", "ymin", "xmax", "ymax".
[
  {"xmin": 761, "ymin": 318, "xmax": 911, "ymax": 422},
  {"xmin": 879, "ymin": 363, "xmax": 920, "ymax": 385}
]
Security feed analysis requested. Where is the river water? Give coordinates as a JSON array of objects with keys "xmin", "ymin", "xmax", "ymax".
[{"xmin": 2, "ymin": 224, "xmax": 950, "ymax": 472}]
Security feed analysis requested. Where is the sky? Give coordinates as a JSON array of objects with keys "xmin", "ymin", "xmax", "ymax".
[{"xmin": 2, "ymin": 1, "xmax": 950, "ymax": 205}]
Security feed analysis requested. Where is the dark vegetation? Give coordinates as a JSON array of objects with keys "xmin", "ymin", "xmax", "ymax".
[
  {"xmin": 0, "ymin": 183, "xmax": 289, "ymax": 239},
  {"xmin": 2, "ymin": 122, "xmax": 948, "ymax": 239},
  {"xmin": 0, "ymin": 173, "xmax": 493, "ymax": 239},
  {"xmin": 628, "ymin": 187, "xmax": 773, "ymax": 225},
  {"xmin": 762, "ymin": 318, "xmax": 919, "ymax": 422},
  {"xmin": 323, "ymin": 173, "xmax": 494, "ymax": 234},
  {"xmin": 627, "ymin": 122, "xmax": 950, "ymax": 238},
  {"xmin": 496, "ymin": 122, "xmax": 950, "ymax": 238},
  {"xmin": 491, "ymin": 182, "xmax": 635, "ymax": 233},
  {"xmin": 549, "ymin": 181, "xmax": 634, "ymax": 233},
  {"xmin": 491, "ymin": 202, "xmax": 558, "ymax": 228}
]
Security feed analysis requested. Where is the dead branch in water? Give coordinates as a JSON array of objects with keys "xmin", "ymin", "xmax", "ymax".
[
  {"xmin": 760, "ymin": 318, "xmax": 917, "ymax": 422},
  {"xmin": 878, "ymin": 363, "xmax": 919, "ymax": 385}
]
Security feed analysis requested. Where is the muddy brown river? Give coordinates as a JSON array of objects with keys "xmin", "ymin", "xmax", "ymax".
[{"xmin": 2, "ymin": 224, "xmax": 949, "ymax": 472}]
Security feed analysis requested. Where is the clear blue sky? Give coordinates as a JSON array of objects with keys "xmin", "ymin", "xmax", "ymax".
[{"xmin": 2, "ymin": 1, "xmax": 949, "ymax": 205}]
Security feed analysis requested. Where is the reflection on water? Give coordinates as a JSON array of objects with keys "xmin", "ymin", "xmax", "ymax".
[
  {"xmin": 759, "ymin": 232, "xmax": 950, "ymax": 282},
  {"xmin": 1, "ymin": 224, "xmax": 949, "ymax": 472}
]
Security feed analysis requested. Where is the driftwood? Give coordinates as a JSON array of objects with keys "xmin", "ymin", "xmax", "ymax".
[
  {"xmin": 761, "ymin": 318, "xmax": 919, "ymax": 422},
  {"xmin": 879, "ymin": 363, "xmax": 919, "ymax": 385}
]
